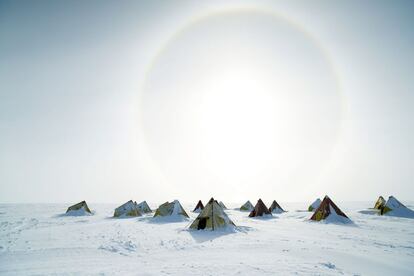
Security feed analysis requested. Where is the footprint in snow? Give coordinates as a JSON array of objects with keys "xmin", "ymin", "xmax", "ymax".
[{"xmin": 320, "ymin": 262, "xmax": 336, "ymax": 269}]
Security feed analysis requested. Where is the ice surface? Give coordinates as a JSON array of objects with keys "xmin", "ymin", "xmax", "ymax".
[{"xmin": 1, "ymin": 202, "xmax": 413, "ymax": 275}]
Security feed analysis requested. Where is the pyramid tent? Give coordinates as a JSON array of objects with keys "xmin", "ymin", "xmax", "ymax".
[
  {"xmin": 154, "ymin": 200, "xmax": 189, "ymax": 218},
  {"xmin": 269, "ymin": 200, "xmax": 285, "ymax": 213},
  {"xmin": 190, "ymin": 198, "xmax": 235, "ymax": 230},
  {"xmin": 240, "ymin": 200, "xmax": 254, "ymax": 211},
  {"xmin": 249, "ymin": 199, "xmax": 272, "ymax": 217},
  {"xmin": 193, "ymin": 200, "xmax": 204, "ymax": 212},
  {"xmin": 374, "ymin": 196, "xmax": 386, "ymax": 210},
  {"xmin": 380, "ymin": 196, "xmax": 412, "ymax": 215},
  {"xmin": 136, "ymin": 201, "xmax": 152, "ymax": 213},
  {"xmin": 219, "ymin": 201, "xmax": 227, "ymax": 209},
  {"xmin": 66, "ymin": 201, "xmax": 92, "ymax": 215},
  {"xmin": 310, "ymin": 196, "xmax": 348, "ymax": 221},
  {"xmin": 114, "ymin": 200, "xmax": 142, "ymax": 217},
  {"xmin": 308, "ymin": 198, "xmax": 322, "ymax": 212}
]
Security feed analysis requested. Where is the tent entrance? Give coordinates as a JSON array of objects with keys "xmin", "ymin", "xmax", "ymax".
[{"xmin": 198, "ymin": 218, "xmax": 207, "ymax": 230}]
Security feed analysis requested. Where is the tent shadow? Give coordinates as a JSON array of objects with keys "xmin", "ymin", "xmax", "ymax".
[
  {"xmin": 383, "ymin": 212, "xmax": 414, "ymax": 219},
  {"xmin": 186, "ymin": 225, "xmax": 254, "ymax": 243},
  {"xmin": 236, "ymin": 209, "xmax": 252, "ymax": 213},
  {"xmin": 53, "ymin": 213, "xmax": 69, "ymax": 218},
  {"xmin": 105, "ymin": 215, "xmax": 141, "ymax": 220},
  {"xmin": 270, "ymin": 211, "xmax": 287, "ymax": 215},
  {"xmin": 306, "ymin": 218, "xmax": 358, "ymax": 227},
  {"xmin": 358, "ymin": 209, "xmax": 379, "ymax": 216},
  {"xmin": 140, "ymin": 216, "xmax": 190, "ymax": 224},
  {"xmin": 186, "ymin": 228, "xmax": 235, "ymax": 243},
  {"xmin": 53, "ymin": 212, "xmax": 94, "ymax": 218},
  {"xmin": 248, "ymin": 215, "xmax": 277, "ymax": 220}
]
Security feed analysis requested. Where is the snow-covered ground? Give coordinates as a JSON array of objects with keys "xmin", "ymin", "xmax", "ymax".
[{"xmin": 1, "ymin": 202, "xmax": 413, "ymax": 275}]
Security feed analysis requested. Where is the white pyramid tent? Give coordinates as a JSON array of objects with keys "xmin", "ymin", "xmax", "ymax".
[
  {"xmin": 269, "ymin": 200, "xmax": 285, "ymax": 214},
  {"xmin": 380, "ymin": 196, "xmax": 414, "ymax": 218},
  {"xmin": 114, "ymin": 200, "xmax": 142, "ymax": 217},
  {"xmin": 219, "ymin": 201, "xmax": 227, "ymax": 210},
  {"xmin": 136, "ymin": 201, "xmax": 152, "ymax": 213},
  {"xmin": 308, "ymin": 198, "xmax": 321, "ymax": 211},
  {"xmin": 190, "ymin": 198, "xmax": 235, "ymax": 230},
  {"xmin": 66, "ymin": 201, "xmax": 92, "ymax": 216},
  {"xmin": 240, "ymin": 200, "xmax": 254, "ymax": 211},
  {"xmin": 154, "ymin": 200, "xmax": 189, "ymax": 218}
]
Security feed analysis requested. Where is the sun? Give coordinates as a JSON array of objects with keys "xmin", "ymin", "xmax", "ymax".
[
  {"xmin": 196, "ymin": 64, "xmax": 278, "ymax": 179},
  {"xmin": 141, "ymin": 10, "xmax": 342, "ymax": 201}
]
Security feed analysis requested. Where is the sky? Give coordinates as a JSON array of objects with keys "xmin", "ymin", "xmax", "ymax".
[{"xmin": 0, "ymin": 0, "xmax": 413, "ymax": 204}]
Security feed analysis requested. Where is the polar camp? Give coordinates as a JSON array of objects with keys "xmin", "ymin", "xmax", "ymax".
[
  {"xmin": 66, "ymin": 201, "xmax": 92, "ymax": 215},
  {"xmin": 113, "ymin": 200, "xmax": 141, "ymax": 217},
  {"xmin": 249, "ymin": 199, "xmax": 272, "ymax": 217},
  {"xmin": 136, "ymin": 201, "xmax": 152, "ymax": 213},
  {"xmin": 193, "ymin": 200, "xmax": 204, "ymax": 212},
  {"xmin": 240, "ymin": 200, "xmax": 254, "ymax": 211},
  {"xmin": 308, "ymin": 198, "xmax": 321, "ymax": 212},
  {"xmin": 269, "ymin": 200, "xmax": 285, "ymax": 213},
  {"xmin": 310, "ymin": 196, "xmax": 349, "ymax": 222},
  {"xmin": 154, "ymin": 200, "xmax": 189, "ymax": 218},
  {"xmin": 189, "ymin": 198, "xmax": 235, "ymax": 230}
]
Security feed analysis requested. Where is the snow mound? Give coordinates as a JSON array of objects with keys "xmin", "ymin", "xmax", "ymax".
[{"xmin": 322, "ymin": 205, "xmax": 353, "ymax": 224}]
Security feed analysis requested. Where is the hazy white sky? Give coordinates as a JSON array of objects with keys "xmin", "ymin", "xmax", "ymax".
[{"xmin": 1, "ymin": 0, "xmax": 413, "ymax": 203}]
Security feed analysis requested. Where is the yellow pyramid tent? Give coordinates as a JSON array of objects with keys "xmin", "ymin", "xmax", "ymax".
[
  {"xmin": 114, "ymin": 200, "xmax": 142, "ymax": 217},
  {"xmin": 66, "ymin": 201, "xmax": 92, "ymax": 215},
  {"xmin": 190, "ymin": 198, "xmax": 235, "ymax": 230},
  {"xmin": 154, "ymin": 200, "xmax": 189, "ymax": 218}
]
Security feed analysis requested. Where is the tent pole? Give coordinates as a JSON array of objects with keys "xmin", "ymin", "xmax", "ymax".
[{"xmin": 212, "ymin": 201, "xmax": 214, "ymax": 231}]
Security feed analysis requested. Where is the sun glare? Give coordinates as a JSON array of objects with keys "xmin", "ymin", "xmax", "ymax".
[
  {"xmin": 141, "ymin": 10, "xmax": 342, "ymax": 200},
  {"xmin": 197, "ymin": 65, "xmax": 277, "ymax": 180}
]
